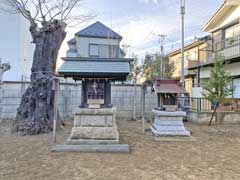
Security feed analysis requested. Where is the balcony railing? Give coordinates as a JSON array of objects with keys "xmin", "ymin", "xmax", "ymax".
[{"xmin": 198, "ymin": 35, "xmax": 240, "ymax": 65}]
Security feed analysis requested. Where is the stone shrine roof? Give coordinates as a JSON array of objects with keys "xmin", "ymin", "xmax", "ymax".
[{"xmin": 58, "ymin": 57, "xmax": 132, "ymax": 80}]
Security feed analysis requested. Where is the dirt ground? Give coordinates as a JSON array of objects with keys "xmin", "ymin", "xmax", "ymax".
[{"xmin": 1, "ymin": 119, "xmax": 240, "ymax": 180}]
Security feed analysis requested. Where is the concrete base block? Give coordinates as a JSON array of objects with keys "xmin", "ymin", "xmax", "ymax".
[
  {"xmin": 69, "ymin": 107, "xmax": 119, "ymax": 141},
  {"xmin": 51, "ymin": 144, "xmax": 130, "ymax": 153},
  {"xmin": 151, "ymin": 110, "xmax": 191, "ymax": 137},
  {"xmin": 69, "ymin": 126, "xmax": 118, "ymax": 140},
  {"xmin": 60, "ymin": 107, "xmax": 129, "ymax": 153}
]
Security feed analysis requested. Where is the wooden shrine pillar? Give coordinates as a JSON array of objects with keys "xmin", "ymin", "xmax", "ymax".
[
  {"xmin": 157, "ymin": 93, "xmax": 161, "ymax": 108},
  {"xmin": 81, "ymin": 81, "xmax": 88, "ymax": 108},
  {"xmin": 103, "ymin": 80, "xmax": 112, "ymax": 108}
]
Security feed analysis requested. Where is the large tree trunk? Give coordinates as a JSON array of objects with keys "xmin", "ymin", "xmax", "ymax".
[{"xmin": 12, "ymin": 20, "xmax": 66, "ymax": 135}]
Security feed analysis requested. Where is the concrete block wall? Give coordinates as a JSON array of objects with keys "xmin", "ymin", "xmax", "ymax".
[
  {"xmin": 0, "ymin": 89, "xmax": 22, "ymax": 118},
  {"xmin": 112, "ymin": 85, "xmax": 157, "ymax": 118},
  {"xmin": 188, "ymin": 111, "xmax": 240, "ymax": 124},
  {"xmin": 0, "ymin": 81, "xmax": 158, "ymax": 119}
]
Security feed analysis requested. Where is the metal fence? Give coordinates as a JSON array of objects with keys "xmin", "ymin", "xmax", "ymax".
[{"xmin": 180, "ymin": 97, "xmax": 240, "ymax": 112}]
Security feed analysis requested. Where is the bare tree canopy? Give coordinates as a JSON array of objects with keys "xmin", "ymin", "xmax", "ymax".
[{"xmin": 1, "ymin": 0, "xmax": 90, "ymax": 27}]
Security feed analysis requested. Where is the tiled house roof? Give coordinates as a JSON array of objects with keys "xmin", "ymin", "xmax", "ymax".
[{"xmin": 75, "ymin": 21, "xmax": 122, "ymax": 40}]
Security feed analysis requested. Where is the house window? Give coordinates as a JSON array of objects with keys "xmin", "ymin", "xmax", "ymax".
[
  {"xmin": 109, "ymin": 45, "xmax": 119, "ymax": 58},
  {"xmin": 173, "ymin": 59, "xmax": 178, "ymax": 64},
  {"xmin": 187, "ymin": 51, "xmax": 197, "ymax": 61},
  {"xmin": 225, "ymin": 24, "xmax": 240, "ymax": 39},
  {"xmin": 89, "ymin": 44, "xmax": 99, "ymax": 57},
  {"xmin": 224, "ymin": 24, "xmax": 240, "ymax": 47},
  {"xmin": 212, "ymin": 31, "xmax": 222, "ymax": 51}
]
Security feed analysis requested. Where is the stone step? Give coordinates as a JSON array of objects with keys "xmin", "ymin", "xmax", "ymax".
[
  {"xmin": 51, "ymin": 144, "xmax": 130, "ymax": 153},
  {"xmin": 66, "ymin": 139, "xmax": 119, "ymax": 145}
]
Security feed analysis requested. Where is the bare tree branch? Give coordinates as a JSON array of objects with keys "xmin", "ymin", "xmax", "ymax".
[{"xmin": 1, "ymin": 0, "xmax": 94, "ymax": 28}]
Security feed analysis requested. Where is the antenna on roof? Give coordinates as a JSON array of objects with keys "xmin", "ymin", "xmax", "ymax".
[
  {"xmin": 108, "ymin": 11, "xmax": 115, "ymax": 58},
  {"xmin": 122, "ymin": 43, "xmax": 131, "ymax": 58}
]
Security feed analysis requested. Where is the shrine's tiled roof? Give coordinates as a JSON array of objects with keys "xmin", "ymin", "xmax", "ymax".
[
  {"xmin": 58, "ymin": 57, "xmax": 132, "ymax": 80},
  {"xmin": 153, "ymin": 79, "xmax": 187, "ymax": 94}
]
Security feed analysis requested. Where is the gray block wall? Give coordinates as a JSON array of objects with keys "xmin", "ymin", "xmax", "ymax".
[{"xmin": 0, "ymin": 81, "xmax": 158, "ymax": 119}]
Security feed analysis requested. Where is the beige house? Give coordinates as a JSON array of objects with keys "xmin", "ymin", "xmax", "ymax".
[{"xmin": 168, "ymin": 36, "xmax": 210, "ymax": 95}]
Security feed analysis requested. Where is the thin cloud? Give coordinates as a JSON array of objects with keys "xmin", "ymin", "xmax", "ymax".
[{"xmin": 139, "ymin": 0, "xmax": 159, "ymax": 4}]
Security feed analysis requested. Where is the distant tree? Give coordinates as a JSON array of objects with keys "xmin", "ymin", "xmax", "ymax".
[
  {"xmin": 141, "ymin": 54, "xmax": 155, "ymax": 84},
  {"xmin": 161, "ymin": 56, "xmax": 175, "ymax": 79},
  {"xmin": 202, "ymin": 59, "xmax": 234, "ymax": 125},
  {"xmin": 1, "ymin": 0, "xmax": 92, "ymax": 135},
  {"xmin": 128, "ymin": 54, "xmax": 141, "ymax": 82},
  {"xmin": 141, "ymin": 53, "xmax": 175, "ymax": 84}
]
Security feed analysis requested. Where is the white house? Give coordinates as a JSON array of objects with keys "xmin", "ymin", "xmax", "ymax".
[
  {"xmin": 65, "ymin": 21, "xmax": 125, "ymax": 59},
  {"xmin": 0, "ymin": 1, "xmax": 34, "ymax": 81}
]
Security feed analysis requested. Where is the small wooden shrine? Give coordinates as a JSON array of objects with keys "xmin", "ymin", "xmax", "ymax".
[
  {"xmin": 151, "ymin": 79, "xmax": 190, "ymax": 137},
  {"xmin": 153, "ymin": 79, "xmax": 187, "ymax": 111}
]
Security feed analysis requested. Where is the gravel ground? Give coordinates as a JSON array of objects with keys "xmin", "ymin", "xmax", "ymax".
[{"xmin": 1, "ymin": 119, "xmax": 240, "ymax": 180}]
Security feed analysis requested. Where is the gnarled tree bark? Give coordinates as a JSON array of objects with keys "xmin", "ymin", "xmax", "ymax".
[{"xmin": 12, "ymin": 20, "xmax": 66, "ymax": 135}]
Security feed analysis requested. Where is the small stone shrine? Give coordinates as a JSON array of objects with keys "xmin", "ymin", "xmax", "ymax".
[
  {"xmin": 151, "ymin": 79, "xmax": 190, "ymax": 136},
  {"xmin": 54, "ymin": 21, "xmax": 132, "ymax": 152}
]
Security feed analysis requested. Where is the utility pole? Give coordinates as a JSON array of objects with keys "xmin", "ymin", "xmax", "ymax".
[
  {"xmin": 154, "ymin": 34, "xmax": 167, "ymax": 79},
  {"xmin": 197, "ymin": 39, "xmax": 201, "ymax": 87},
  {"xmin": 180, "ymin": 0, "xmax": 185, "ymax": 87}
]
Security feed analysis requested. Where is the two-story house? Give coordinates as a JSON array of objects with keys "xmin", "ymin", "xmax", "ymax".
[{"xmin": 188, "ymin": 0, "xmax": 240, "ymax": 98}]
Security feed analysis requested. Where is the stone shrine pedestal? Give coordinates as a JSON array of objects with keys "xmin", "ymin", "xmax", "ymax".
[
  {"xmin": 67, "ymin": 108, "xmax": 119, "ymax": 144},
  {"xmin": 52, "ymin": 107, "xmax": 129, "ymax": 153},
  {"xmin": 151, "ymin": 109, "xmax": 190, "ymax": 136}
]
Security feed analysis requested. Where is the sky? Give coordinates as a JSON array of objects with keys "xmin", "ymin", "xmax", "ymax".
[{"xmin": 60, "ymin": 0, "xmax": 224, "ymax": 59}]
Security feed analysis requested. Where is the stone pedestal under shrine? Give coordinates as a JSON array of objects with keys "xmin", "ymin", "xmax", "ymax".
[
  {"xmin": 151, "ymin": 109, "xmax": 190, "ymax": 136},
  {"xmin": 67, "ymin": 108, "xmax": 119, "ymax": 145}
]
